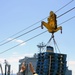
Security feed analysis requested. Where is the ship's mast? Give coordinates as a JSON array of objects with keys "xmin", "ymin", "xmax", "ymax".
[{"xmin": 37, "ymin": 42, "xmax": 46, "ymax": 53}]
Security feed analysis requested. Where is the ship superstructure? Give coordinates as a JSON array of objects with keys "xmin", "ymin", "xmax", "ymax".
[{"xmin": 18, "ymin": 45, "xmax": 72, "ymax": 75}]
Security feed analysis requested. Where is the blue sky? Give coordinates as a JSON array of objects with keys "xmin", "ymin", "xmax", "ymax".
[{"xmin": 0, "ymin": 0, "xmax": 75, "ymax": 75}]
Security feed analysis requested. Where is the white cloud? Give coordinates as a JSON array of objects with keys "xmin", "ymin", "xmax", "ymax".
[
  {"xmin": 15, "ymin": 39, "xmax": 26, "ymax": 46},
  {"xmin": 7, "ymin": 38, "xmax": 26, "ymax": 46}
]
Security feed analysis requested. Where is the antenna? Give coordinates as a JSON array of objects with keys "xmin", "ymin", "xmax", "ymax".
[{"xmin": 37, "ymin": 42, "xmax": 46, "ymax": 53}]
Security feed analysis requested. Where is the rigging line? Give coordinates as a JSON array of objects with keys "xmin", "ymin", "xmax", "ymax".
[
  {"xmin": 57, "ymin": 7, "xmax": 75, "ymax": 18},
  {"xmin": 0, "ymin": 16, "xmax": 75, "ymax": 55},
  {"xmin": 55, "ymin": 0, "xmax": 74, "ymax": 13},
  {"xmin": 46, "ymin": 15, "xmax": 75, "ymax": 46},
  {"xmin": 58, "ymin": 16, "xmax": 75, "ymax": 26},
  {"xmin": 0, "ymin": 31, "xmax": 47, "ymax": 54},
  {"xmin": 53, "ymin": 38, "xmax": 61, "ymax": 53},
  {"xmin": 0, "ymin": 13, "xmax": 74, "ymax": 47},
  {"xmin": 0, "ymin": 17, "xmax": 47, "ymax": 44},
  {"xmin": 0, "ymin": 15, "xmax": 74, "ymax": 47},
  {"xmin": 46, "ymin": 35, "xmax": 53, "ymax": 46},
  {"xmin": 53, "ymin": 39, "xmax": 57, "ymax": 53},
  {"xmin": 0, "ymin": 26, "xmax": 41, "ymax": 46},
  {"xmin": 0, "ymin": 0, "xmax": 73, "ymax": 44},
  {"xmin": 0, "ymin": 7, "xmax": 74, "ymax": 47}
]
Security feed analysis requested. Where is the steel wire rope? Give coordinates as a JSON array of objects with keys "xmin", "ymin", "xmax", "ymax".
[
  {"xmin": 57, "ymin": 7, "xmax": 75, "ymax": 18},
  {"xmin": 55, "ymin": 0, "xmax": 74, "ymax": 13},
  {"xmin": 53, "ymin": 16, "xmax": 75, "ymax": 53},
  {"xmin": 45, "ymin": 6, "xmax": 75, "ymax": 46},
  {"xmin": 46, "ymin": 15, "xmax": 75, "ymax": 46},
  {"xmin": 0, "ymin": 7, "xmax": 75, "ymax": 47},
  {"xmin": 46, "ymin": 15, "xmax": 75, "ymax": 53},
  {"xmin": 53, "ymin": 38, "xmax": 61, "ymax": 53},
  {"xmin": 0, "ymin": 15, "xmax": 75, "ymax": 54},
  {"xmin": 0, "ymin": 2, "xmax": 74, "ymax": 54},
  {"xmin": 53, "ymin": 38, "xmax": 57, "ymax": 53},
  {"xmin": 0, "ymin": 0, "xmax": 74, "ymax": 44},
  {"xmin": 0, "ymin": 17, "xmax": 46, "ymax": 44},
  {"xmin": 0, "ymin": 26, "xmax": 41, "ymax": 46},
  {"xmin": 0, "ymin": 31, "xmax": 47, "ymax": 54},
  {"xmin": 58, "ymin": 16, "xmax": 75, "ymax": 26}
]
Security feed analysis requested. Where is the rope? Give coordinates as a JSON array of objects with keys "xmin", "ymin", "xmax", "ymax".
[
  {"xmin": 0, "ymin": 31, "xmax": 47, "ymax": 54},
  {"xmin": 0, "ymin": 26, "xmax": 40, "ymax": 46},
  {"xmin": 53, "ymin": 37, "xmax": 61, "ymax": 53},
  {"xmin": 0, "ymin": 0, "xmax": 74, "ymax": 44},
  {"xmin": 46, "ymin": 34, "xmax": 61, "ymax": 53},
  {"xmin": 57, "ymin": 7, "xmax": 75, "ymax": 18}
]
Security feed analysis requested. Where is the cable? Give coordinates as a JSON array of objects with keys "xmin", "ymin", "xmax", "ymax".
[
  {"xmin": 0, "ymin": 26, "xmax": 40, "ymax": 46},
  {"xmin": 53, "ymin": 38, "xmax": 57, "ymax": 53},
  {"xmin": 0, "ymin": 17, "xmax": 46, "ymax": 44},
  {"xmin": 58, "ymin": 16, "xmax": 75, "ymax": 26},
  {"xmin": 0, "ymin": 31, "xmax": 47, "ymax": 54},
  {"xmin": 46, "ymin": 15, "xmax": 75, "ymax": 46},
  {"xmin": 46, "ymin": 34, "xmax": 53, "ymax": 46},
  {"xmin": 0, "ymin": 15, "xmax": 75, "ymax": 54},
  {"xmin": 0, "ymin": 1, "xmax": 74, "ymax": 54},
  {"xmin": 57, "ymin": 7, "xmax": 75, "ymax": 18},
  {"xmin": 0, "ymin": 7, "xmax": 75, "ymax": 47},
  {"xmin": 0, "ymin": 0, "xmax": 74, "ymax": 44},
  {"xmin": 53, "ymin": 38, "xmax": 61, "ymax": 53},
  {"xmin": 45, "ymin": 16, "xmax": 75, "ymax": 53},
  {"xmin": 55, "ymin": 0, "xmax": 74, "ymax": 13}
]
